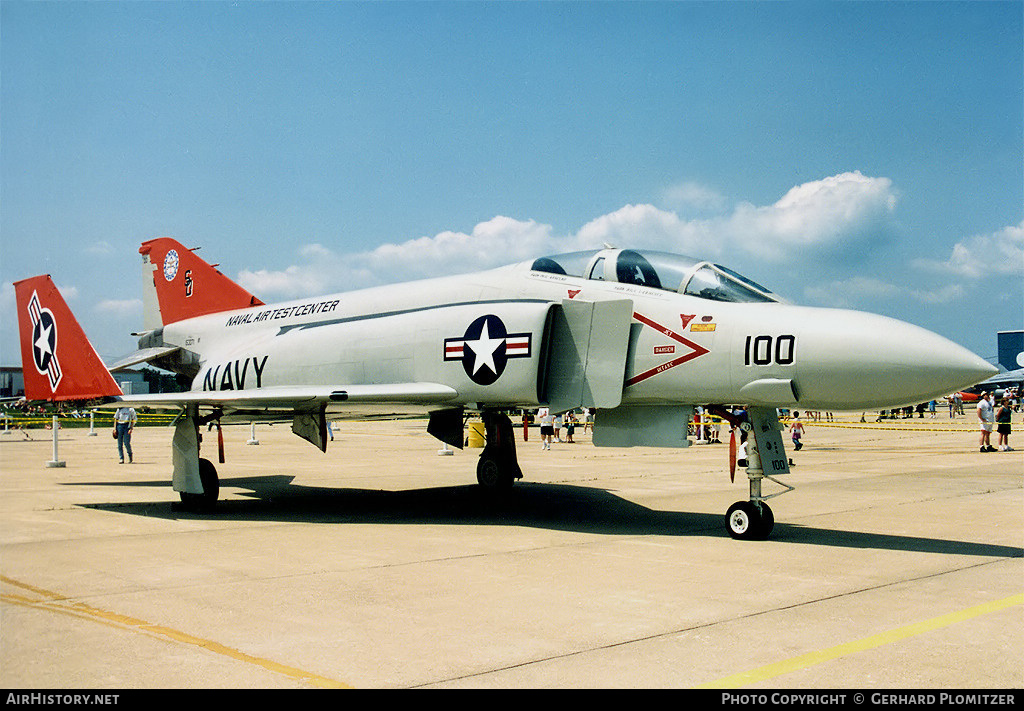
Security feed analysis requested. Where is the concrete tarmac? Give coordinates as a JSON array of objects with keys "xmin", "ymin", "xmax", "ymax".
[{"xmin": 1, "ymin": 414, "xmax": 1021, "ymax": 689}]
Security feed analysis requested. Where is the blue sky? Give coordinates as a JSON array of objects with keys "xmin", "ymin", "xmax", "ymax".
[{"xmin": 2, "ymin": 1, "xmax": 1021, "ymax": 367}]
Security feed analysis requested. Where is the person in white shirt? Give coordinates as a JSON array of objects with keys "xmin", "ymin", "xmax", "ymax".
[
  {"xmin": 538, "ymin": 408, "xmax": 555, "ymax": 451},
  {"xmin": 977, "ymin": 392, "xmax": 995, "ymax": 453},
  {"xmin": 114, "ymin": 407, "xmax": 137, "ymax": 463}
]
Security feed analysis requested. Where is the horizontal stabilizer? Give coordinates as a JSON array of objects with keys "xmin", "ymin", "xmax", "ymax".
[{"xmin": 107, "ymin": 345, "xmax": 182, "ymax": 372}]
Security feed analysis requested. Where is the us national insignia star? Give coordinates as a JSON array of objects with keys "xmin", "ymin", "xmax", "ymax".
[{"xmin": 444, "ymin": 315, "xmax": 532, "ymax": 385}]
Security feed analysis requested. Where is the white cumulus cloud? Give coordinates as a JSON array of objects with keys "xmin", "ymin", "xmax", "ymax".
[
  {"xmin": 362, "ymin": 216, "xmax": 557, "ymax": 280},
  {"xmin": 660, "ymin": 181, "xmax": 728, "ymax": 214},
  {"xmin": 95, "ymin": 298, "xmax": 142, "ymax": 315},
  {"xmin": 722, "ymin": 171, "xmax": 898, "ymax": 260},
  {"xmin": 573, "ymin": 204, "xmax": 714, "ymax": 256},
  {"xmin": 238, "ymin": 217, "xmax": 558, "ymax": 299},
  {"xmin": 912, "ymin": 220, "xmax": 1024, "ymax": 279},
  {"xmin": 234, "ymin": 172, "xmax": 902, "ymax": 300},
  {"xmin": 805, "ymin": 277, "xmax": 964, "ymax": 309}
]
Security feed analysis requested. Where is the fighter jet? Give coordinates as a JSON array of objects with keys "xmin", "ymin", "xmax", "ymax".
[
  {"xmin": 14, "ymin": 238, "xmax": 996, "ymax": 539},
  {"xmin": 975, "ymin": 330, "xmax": 1024, "ymax": 394}
]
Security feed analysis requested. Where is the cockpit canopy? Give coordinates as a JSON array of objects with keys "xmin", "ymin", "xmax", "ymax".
[{"xmin": 530, "ymin": 249, "xmax": 781, "ymax": 304}]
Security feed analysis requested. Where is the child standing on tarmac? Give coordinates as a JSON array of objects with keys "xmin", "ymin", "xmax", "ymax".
[
  {"xmin": 996, "ymin": 397, "xmax": 1013, "ymax": 452},
  {"xmin": 538, "ymin": 408, "xmax": 555, "ymax": 450},
  {"xmin": 790, "ymin": 411, "xmax": 806, "ymax": 451}
]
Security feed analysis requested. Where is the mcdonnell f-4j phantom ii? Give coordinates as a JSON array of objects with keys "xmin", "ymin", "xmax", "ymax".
[{"xmin": 14, "ymin": 238, "xmax": 996, "ymax": 539}]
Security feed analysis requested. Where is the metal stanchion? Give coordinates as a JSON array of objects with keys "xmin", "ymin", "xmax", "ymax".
[{"xmin": 46, "ymin": 415, "xmax": 66, "ymax": 468}]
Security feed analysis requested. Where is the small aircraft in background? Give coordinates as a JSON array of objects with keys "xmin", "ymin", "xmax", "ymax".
[
  {"xmin": 15, "ymin": 238, "xmax": 995, "ymax": 539},
  {"xmin": 953, "ymin": 332, "xmax": 1023, "ymax": 403},
  {"xmin": 969, "ymin": 330, "xmax": 1023, "ymax": 398}
]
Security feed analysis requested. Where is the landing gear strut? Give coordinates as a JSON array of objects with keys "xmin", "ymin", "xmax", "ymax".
[
  {"xmin": 476, "ymin": 412, "xmax": 522, "ymax": 490},
  {"xmin": 172, "ymin": 410, "xmax": 222, "ymax": 512},
  {"xmin": 722, "ymin": 407, "xmax": 793, "ymax": 540}
]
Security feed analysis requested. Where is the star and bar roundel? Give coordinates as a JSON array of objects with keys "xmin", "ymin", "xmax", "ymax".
[
  {"xmin": 444, "ymin": 315, "xmax": 532, "ymax": 386},
  {"xmin": 27, "ymin": 291, "xmax": 62, "ymax": 391}
]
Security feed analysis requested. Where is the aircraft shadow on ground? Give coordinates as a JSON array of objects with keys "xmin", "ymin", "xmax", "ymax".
[{"xmin": 74, "ymin": 475, "xmax": 1023, "ymax": 558}]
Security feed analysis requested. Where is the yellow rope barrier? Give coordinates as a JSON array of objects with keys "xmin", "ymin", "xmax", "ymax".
[
  {"xmin": 696, "ymin": 413, "xmax": 1014, "ymax": 433},
  {"xmin": 798, "ymin": 421, "xmax": 997, "ymax": 432},
  {"xmin": 0, "ymin": 412, "xmax": 177, "ymax": 428}
]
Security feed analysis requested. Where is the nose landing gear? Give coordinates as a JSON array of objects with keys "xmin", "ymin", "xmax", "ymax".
[
  {"xmin": 726, "ymin": 500, "xmax": 775, "ymax": 540},
  {"xmin": 722, "ymin": 406, "xmax": 793, "ymax": 540}
]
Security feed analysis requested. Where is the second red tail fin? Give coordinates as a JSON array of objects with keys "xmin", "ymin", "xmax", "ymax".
[
  {"xmin": 140, "ymin": 237, "xmax": 264, "ymax": 325},
  {"xmin": 13, "ymin": 276, "xmax": 122, "ymax": 402}
]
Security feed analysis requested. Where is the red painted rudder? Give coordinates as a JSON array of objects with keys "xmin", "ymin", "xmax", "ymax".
[
  {"xmin": 13, "ymin": 275, "xmax": 122, "ymax": 402},
  {"xmin": 139, "ymin": 237, "xmax": 264, "ymax": 325}
]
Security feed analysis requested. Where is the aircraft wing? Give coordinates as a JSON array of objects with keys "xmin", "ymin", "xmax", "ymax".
[
  {"xmin": 980, "ymin": 368, "xmax": 1024, "ymax": 387},
  {"xmin": 95, "ymin": 382, "xmax": 459, "ymax": 421}
]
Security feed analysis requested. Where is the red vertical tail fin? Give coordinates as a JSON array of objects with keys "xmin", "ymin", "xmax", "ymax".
[
  {"xmin": 139, "ymin": 237, "xmax": 264, "ymax": 325},
  {"xmin": 13, "ymin": 275, "xmax": 122, "ymax": 402}
]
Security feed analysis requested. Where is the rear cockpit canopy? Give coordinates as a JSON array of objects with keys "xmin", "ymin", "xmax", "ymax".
[{"xmin": 530, "ymin": 248, "xmax": 781, "ymax": 304}]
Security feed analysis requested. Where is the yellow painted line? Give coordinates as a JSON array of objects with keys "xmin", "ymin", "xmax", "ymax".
[
  {"xmin": 1, "ymin": 575, "xmax": 351, "ymax": 689},
  {"xmin": 697, "ymin": 593, "xmax": 1024, "ymax": 689},
  {"xmin": 1, "ymin": 574, "xmax": 68, "ymax": 601},
  {"xmin": 803, "ymin": 422, "xmax": 991, "ymax": 432}
]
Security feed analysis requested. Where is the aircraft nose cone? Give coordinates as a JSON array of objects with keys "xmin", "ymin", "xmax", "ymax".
[{"xmin": 793, "ymin": 309, "xmax": 997, "ymax": 410}]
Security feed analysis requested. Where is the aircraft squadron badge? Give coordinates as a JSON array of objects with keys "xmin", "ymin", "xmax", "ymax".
[{"xmin": 163, "ymin": 249, "xmax": 179, "ymax": 281}]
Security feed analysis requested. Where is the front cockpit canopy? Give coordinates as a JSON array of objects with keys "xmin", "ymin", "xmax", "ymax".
[{"xmin": 530, "ymin": 249, "xmax": 780, "ymax": 304}]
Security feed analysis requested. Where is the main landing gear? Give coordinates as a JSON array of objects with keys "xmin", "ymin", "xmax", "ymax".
[
  {"xmin": 475, "ymin": 412, "xmax": 523, "ymax": 490},
  {"xmin": 172, "ymin": 412, "xmax": 222, "ymax": 512},
  {"xmin": 179, "ymin": 457, "xmax": 220, "ymax": 511}
]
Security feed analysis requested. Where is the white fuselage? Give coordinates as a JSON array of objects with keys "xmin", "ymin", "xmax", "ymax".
[{"xmin": 157, "ymin": 259, "xmax": 994, "ymax": 414}]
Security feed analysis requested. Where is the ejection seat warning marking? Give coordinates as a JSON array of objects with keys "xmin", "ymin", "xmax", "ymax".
[{"xmin": 626, "ymin": 312, "xmax": 710, "ymax": 387}]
